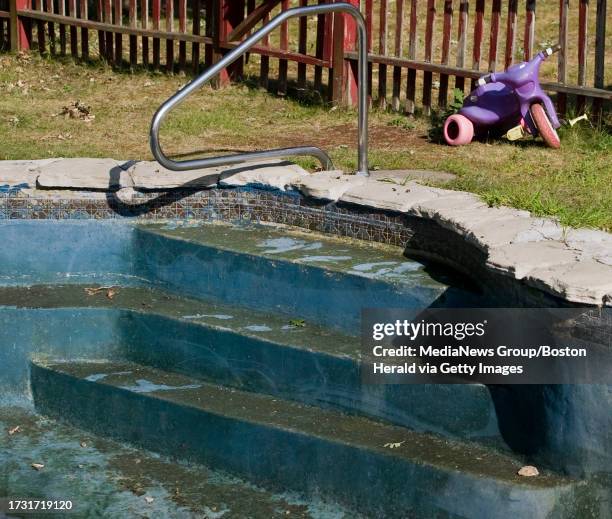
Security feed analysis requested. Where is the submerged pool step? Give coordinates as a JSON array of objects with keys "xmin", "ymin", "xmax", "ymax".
[
  {"xmin": 133, "ymin": 223, "xmax": 487, "ymax": 333},
  {"xmin": 0, "ymin": 284, "xmax": 501, "ymax": 444},
  {"xmin": 30, "ymin": 360, "xmax": 590, "ymax": 519},
  {"xmin": 1, "ymin": 406, "xmax": 352, "ymax": 518}
]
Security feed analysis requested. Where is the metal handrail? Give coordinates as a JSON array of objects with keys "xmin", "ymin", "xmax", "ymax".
[{"xmin": 149, "ymin": 3, "xmax": 369, "ymax": 176}]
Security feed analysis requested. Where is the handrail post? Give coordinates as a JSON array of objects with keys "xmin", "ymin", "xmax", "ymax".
[{"xmin": 150, "ymin": 2, "xmax": 369, "ymax": 176}]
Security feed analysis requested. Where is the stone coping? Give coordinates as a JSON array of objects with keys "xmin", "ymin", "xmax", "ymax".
[{"xmin": 1, "ymin": 158, "xmax": 611, "ymax": 307}]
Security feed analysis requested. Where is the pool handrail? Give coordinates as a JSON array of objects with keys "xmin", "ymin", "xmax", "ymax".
[{"xmin": 149, "ymin": 3, "xmax": 369, "ymax": 176}]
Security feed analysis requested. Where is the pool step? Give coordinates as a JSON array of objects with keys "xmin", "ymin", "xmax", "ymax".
[
  {"xmin": 133, "ymin": 223, "xmax": 488, "ymax": 333},
  {"xmin": 0, "ymin": 406, "xmax": 355, "ymax": 518},
  {"xmin": 30, "ymin": 360, "xmax": 591, "ymax": 519},
  {"xmin": 0, "ymin": 284, "xmax": 502, "ymax": 444}
]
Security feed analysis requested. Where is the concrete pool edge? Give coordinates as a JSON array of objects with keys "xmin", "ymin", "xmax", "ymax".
[{"xmin": 1, "ymin": 158, "xmax": 610, "ymax": 306}]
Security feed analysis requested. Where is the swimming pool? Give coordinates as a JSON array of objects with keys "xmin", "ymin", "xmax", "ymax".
[{"xmin": 0, "ymin": 217, "xmax": 606, "ymax": 518}]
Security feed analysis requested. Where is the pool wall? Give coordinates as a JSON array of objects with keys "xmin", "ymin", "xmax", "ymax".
[{"xmin": 0, "ymin": 183, "xmax": 610, "ymax": 480}]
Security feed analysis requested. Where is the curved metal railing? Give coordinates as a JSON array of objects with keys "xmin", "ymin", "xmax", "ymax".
[{"xmin": 149, "ymin": 3, "xmax": 369, "ymax": 176}]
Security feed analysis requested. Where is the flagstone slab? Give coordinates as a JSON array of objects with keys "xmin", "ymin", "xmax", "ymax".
[
  {"xmin": 126, "ymin": 161, "xmax": 221, "ymax": 190},
  {"xmin": 36, "ymin": 158, "xmax": 130, "ymax": 190},
  {"xmin": 293, "ymin": 171, "xmax": 367, "ymax": 201},
  {"xmin": 219, "ymin": 161, "xmax": 308, "ymax": 191}
]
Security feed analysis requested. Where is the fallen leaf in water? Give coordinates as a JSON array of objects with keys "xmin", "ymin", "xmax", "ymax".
[
  {"xmin": 384, "ymin": 441, "xmax": 405, "ymax": 449},
  {"xmin": 288, "ymin": 319, "xmax": 306, "ymax": 328},
  {"xmin": 80, "ymin": 441, "xmax": 87, "ymax": 448},
  {"xmin": 8, "ymin": 426, "xmax": 20, "ymax": 435},
  {"xmin": 518, "ymin": 465, "xmax": 539, "ymax": 477},
  {"xmin": 144, "ymin": 496, "xmax": 154, "ymax": 504},
  {"xmin": 85, "ymin": 286, "xmax": 115, "ymax": 296},
  {"xmin": 106, "ymin": 288, "xmax": 117, "ymax": 300},
  {"xmin": 31, "ymin": 463, "xmax": 45, "ymax": 471}
]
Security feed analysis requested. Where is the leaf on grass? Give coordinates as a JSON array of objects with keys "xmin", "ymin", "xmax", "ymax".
[{"xmin": 53, "ymin": 100, "xmax": 95, "ymax": 122}]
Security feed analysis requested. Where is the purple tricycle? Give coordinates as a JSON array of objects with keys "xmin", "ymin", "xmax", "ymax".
[{"xmin": 443, "ymin": 45, "xmax": 561, "ymax": 148}]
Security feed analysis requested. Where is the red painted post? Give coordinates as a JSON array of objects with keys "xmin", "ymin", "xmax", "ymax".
[
  {"xmin": 152, "ymin": 0, "xmax": 160, "ymax": 67},
  {"xmin": 488, "ymin": 0, "xmax": 501, "ymax": 71},
  {"xmin": 331, "ymin": 0, "xmax": 358, "ymax": 106},
  {"xmin": 297, "ymin": 0, "xmax": 307, "ymax": 88},
  {"xmin": 576, "ymin": 0, "xmax": 588, "ymax": 112},
  {"xmin": 278, "ymin": 0, "xmax": 289, "ymax": 95},
  {"xmin": 10, "ymin": 0, "xmax": 31, "ymax": 51},
  {"xmin": 215, "ymin": 0, "xmax": 245, "ymax": 87}
]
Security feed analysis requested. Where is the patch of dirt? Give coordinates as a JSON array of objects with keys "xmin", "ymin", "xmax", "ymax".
[{"xmin": 270, "ymin": 122, "xmax": 430, "ymax": 151}]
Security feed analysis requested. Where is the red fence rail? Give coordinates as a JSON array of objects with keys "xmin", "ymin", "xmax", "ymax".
[{"xmin": 2, "ymin": 0, "xmax": 611, "ymax": 115}]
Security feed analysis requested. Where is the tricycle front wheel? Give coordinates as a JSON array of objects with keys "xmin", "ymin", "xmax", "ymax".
[
  {"xmin": 443, "ymin": 114, "xmax": 474, "ymax": 146},
  {"xmin": 530, "ymin": 103, "xmax": 560, "ymax": 149}
]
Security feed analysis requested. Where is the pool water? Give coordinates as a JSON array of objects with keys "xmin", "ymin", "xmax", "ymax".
[{"xmin": 0, "ymin": 219, "xmax": 598, "ymax": 519}]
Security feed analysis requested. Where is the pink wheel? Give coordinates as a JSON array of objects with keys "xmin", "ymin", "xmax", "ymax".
[
  {"xmin": 443, "ymin": 114, "xmax": 474, "ymax": 146},
  {"xmin": 530, "ymin": 103, "xmax": 561, "ymax": 149}
]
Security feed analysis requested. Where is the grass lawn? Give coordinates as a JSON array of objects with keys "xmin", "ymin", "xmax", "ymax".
[{"xmin": 0, "ymin": 53, "xmax": 610, "ymax": 231}]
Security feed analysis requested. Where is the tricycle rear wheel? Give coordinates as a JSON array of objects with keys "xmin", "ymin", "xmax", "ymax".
[
  {"xmin": 530, "ymin": 103, "xmax": 560, "ymax": 149},
  {"xmin": 443, "ymin": 114, "xmax": 474, "ymax": 146}
]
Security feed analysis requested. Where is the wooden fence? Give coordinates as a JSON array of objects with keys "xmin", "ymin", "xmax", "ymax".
[{"xmin": 1, "ymin": 0, "xmax": 610, "ymax": 115}]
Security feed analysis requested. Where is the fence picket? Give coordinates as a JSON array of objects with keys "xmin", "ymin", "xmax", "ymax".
[
  {"xmin": 405, "ymin": 0, "xmax": 418, "ymax": 114},
  {"xmin": 439, "ymin": 0, "xmax": 453, "ymax": 107},
  {"xmin": 128, "ymin": 0, "xmax": 136, "ymax": 65},
  {"xmin": 576, "ymin": 0, "xmax": 588, "ymax": 111},
  {"xmin": 152, "ymin": 0, "xmax": 160, "ymax": 67},
  {"xmin": 141, "ymin": 0, "xmax": 148, "ymax": 66},
  {"xmin": 165, "ymin": 0, "xmax": 173, "ymax": 72},
  {"xmin": 455, "ymin": 0, "xmax": 468, "ymax": 92},
  {"xmin": 69, "ymin": 0, "xmax": 77, "ymax": 57},
  {"xmin": 297, "ymin": 0, "xmax": 307, "ymax": 88},
  {"xmin": 392, "ymin": 0, "xmax": 404, "ymax": 111},
  {"xmin": 178, "ymin": 0, "xmax": 186, "ymax": 70},
  {"xmin": 377, "ymin": 0, "xmax": 388, "ymax": 109},
  {"xmin": 593, "ymin": 0, "xmax": 606, "ymax": 119},
  {"xmin": 524, "ymin": 0, "xmax": 535, "ymax": 60},
  {"xmin": 314, "ymin": 0, "xmax": 326, "ymax": 91},
  {"xmin": 365, "ymin": 0, "xmax": 373, "ymax": 101},
  {"xmin": 557, "ymin": 0, "xmax": 568, "ymax": 113},
  {"xmin": 422, "ymin": 0, "xmax": 436, "ymax": 115},
  {"xmin": 470, "ymin": 0, "xmax": 484, "ymax": 89},
  {"xmin": 489, "ymin": 0, "xmax": 501, "ymax": 71},
  {"xmin": 113, "ymin": 0, "xmax": 122, "ymax": 64},
  {"xmin": 278, "ymin": 0, "xmax": 289, "ymax": 95},
  {"xmin": 103, "ymin": 0, "xmax": 112, "ymax": 62},
  {"xmin": 260, "ymin": 8, "xmax": 270, "ymax": 88},
  {"xmin": 80, "ymin": 0, "xmax": 88, "ymax": 59},
  {"xmin": 505, "ymin": 0, "xmax": 518, "ymax": 68},
  {"xmin": 59, "ymin": 0, "xmax": 66, "ymax": 54},
  {"xmin": 45, "ymin": 0, "xmax": 54, "ymax": 54}
]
